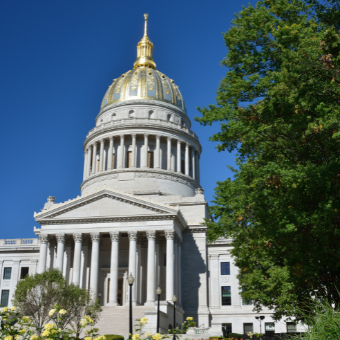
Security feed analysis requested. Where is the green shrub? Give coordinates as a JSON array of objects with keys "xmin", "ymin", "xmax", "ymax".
[
  {"xmin": 104, "ymin": 335, "xmax": 124, "ymax": 340},
  {"xmin": 228, "ymin": 333, "xmax": 245, "ymax": 340}
]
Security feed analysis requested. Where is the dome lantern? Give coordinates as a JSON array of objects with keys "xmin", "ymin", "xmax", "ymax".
[{"xmin": 133, "ymin": 14, "xmax": 156, "ymax": 70}]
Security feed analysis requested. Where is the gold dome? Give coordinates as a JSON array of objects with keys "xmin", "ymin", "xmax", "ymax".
[{"xmin": 100, "ymin": 14, "xmax": 186, "ymax": 114}]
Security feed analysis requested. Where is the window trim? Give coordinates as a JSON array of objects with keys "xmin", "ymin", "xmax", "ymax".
[
  {"xmin": 220, "ymin": 262, "xmax": 230, "ymax": 275},
  {"xmin": 221, "ymin": 286, "xmax": 231, "ymax": 306},
  {"xmin": 0, "ymin": 290, "xmax": 10, "ymax": 307},
  {"xmin": 3, "ymin": 267, "xmax": 12, "ymax": 280}
]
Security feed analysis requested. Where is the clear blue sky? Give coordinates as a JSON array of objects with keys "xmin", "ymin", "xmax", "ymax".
[{"xmin": 0, "ymin": 0, "xmax": 257, "ymax": 239}]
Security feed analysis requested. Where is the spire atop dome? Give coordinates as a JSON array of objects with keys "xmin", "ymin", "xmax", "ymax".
[{"xmin": 133, "ymin": 14, "xmax": 156, "ymax": 70}]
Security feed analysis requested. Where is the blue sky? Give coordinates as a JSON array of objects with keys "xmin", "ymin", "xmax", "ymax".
[{"xmin": 0, "ymin": 0, "xmax": 257, "ymax": 239}]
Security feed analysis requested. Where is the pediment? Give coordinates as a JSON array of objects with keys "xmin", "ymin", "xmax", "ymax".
[{"xmin": 34, "ymin": 189, "xmax": 177, "ymax": 222}]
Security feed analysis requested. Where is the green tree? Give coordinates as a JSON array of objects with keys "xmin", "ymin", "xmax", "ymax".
[
  {"xmin": 12, "ymin": 269, "xmax": 101, "ymax": 336},
  {"xmin": 196, "ymin": 0, "xmax": 340, "ymax": 320}
]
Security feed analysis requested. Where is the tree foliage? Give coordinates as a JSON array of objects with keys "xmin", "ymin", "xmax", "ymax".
[
  {"xmin": 12, "ymin": 269, "xmax": 101, "ymax": 335},
  {"xmin": 196, "ymin": 0, "xmax": 340, "ymax": 320}
]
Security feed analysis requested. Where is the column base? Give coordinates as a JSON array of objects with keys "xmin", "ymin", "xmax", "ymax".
[
  {"xmin": 144, "ymin": 301, "xmax": 156, "ymax": 306},
  {"xmin": 107, "ymin": 301, "xmax": 118, "ymax": 306}
]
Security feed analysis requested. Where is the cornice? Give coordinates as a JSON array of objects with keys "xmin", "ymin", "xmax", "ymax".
[{"xmin": 80, "ymin": 168, "xmax": 200, "ymax": 192}]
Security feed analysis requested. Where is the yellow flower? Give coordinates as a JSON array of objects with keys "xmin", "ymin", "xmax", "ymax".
[
  {"xmin": 30, "ymin": 335, "xmax": 38, "ymax": 340},
  {"xmin": 44, "ymin": 323, "xmax": 54, "ymax": 329},
  {"xmin": 19, "ymin": 328, "xmax": 27, "ymax": 334},
  {"xmin": 4, "ymin": 336, "xmax": 13, "ymax": 340},
  {"xmin": 152, "ymin": 333, "xmax": 162, "ymax": 340},
  {"xmin": 186, "ymin": 317, "xmax": 193, "ymax": 321},
  {"xmin": 85, "ymin": 337, "xmax": 92, "ymax": 340},
  {"xmin": 48, "ymin": 309, "xmax": 56, "ymax": 317},
  {"xmin": 23, "ymin": 316, "xmax": 31, "ymax": 322},
  {"xmin": 2, "ymin": 307, "xmax": 9, "ymax": 312},
  {"xmin": 10, "ymin": 306, "xmax": 17, "ymax": 311},
  {"xmin": 145, "ymin": 332, "xmax": 152, "ymax": 338},
  {"xmin": 140, "ymin": 317, "xmax": 148, "ymax": 325},
  {"xmin": 132, "ymin": 334, "xmax": 141, "ymax": 340},
  {"xmin": 15, "ymin": 336, "xmax": 19, "ymax": 340},
  {"xmin": 58, "ymin": 309, "xmax": 67, "ymax": 315},
  {"xmin": 42, "ymin": 330, "xmax": 50, "ymax": 337}
]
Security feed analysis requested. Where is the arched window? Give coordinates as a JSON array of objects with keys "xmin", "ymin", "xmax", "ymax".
[
  {"xmin": 129, "ymin": 110, "xmax": 135, "ymax": 118},
  {"xmin": 148, "ymin": 110, "xmax": 154, "ymax": 119},
  {"xmin": 111, "ymin": 113, "xmax": 116, "ymax": 120},
  {"xmin": 167, "ymin": 114, "xmax": 172, "ymax": 122}
]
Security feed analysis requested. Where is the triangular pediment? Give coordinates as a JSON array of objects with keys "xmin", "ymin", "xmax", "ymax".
[{"xmin": 34, "ymin": 189, "xmax": 177, "ymax": 222}]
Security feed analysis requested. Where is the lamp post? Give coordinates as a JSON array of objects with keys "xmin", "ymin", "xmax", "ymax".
[
  {"xmin": 128, "ymin": 273, "xmax": 135, "ymax": 340},
  {"xmin": 172, "ymin": 295, "xmax": 177, "ymax": 340},
  {"xmin": 156, "ymin": 286, "xmax": 162, "ymax": 333},
  {"xmin": 255, "ymin": 316, "xmax": 265, "ymax": 334}
]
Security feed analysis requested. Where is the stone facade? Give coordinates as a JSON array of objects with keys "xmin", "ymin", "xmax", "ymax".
[{"xmin": 0, "ymin": 17, "xmax": 304, "ymax": 336}]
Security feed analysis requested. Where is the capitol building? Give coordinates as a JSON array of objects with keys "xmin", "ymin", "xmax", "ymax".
[{"xmin": 0, "ymin": 15, "xmax": 301, "ymax": 337}]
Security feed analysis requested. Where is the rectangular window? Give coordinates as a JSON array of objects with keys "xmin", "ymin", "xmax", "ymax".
[
  {"xmin": 287, "ymin": 322, "xmax": 297, "ymax": 333},
  {"xmin": 221, "ymin": 262, "xmax": 230, "ymax": 275},
  {"xmin": 3, "ymin": 268, "xmax": 12, "ymax": 280},
  {"xmin": 265, "ymin": 322, "xmax": 275, "ymax": 334},
  {"xmin": 222, "ymin": 323, "xmax": 232, "ymax": 337},
  {"xmin": 147, "ymin": 151, "xmax": 154, "ymax": 168},
  {"xmin": 20, "ymin": 267, "xmax": 29, "ymax": 280},
  {"xmin": 244, "ymin": 323, "xmax": 253, "ymax": 334},
  {"xmin": 221, "ymin": 286, "xmax": 231, "ymax": 305},
  {"xmin": 0, "ymin": 290, "xmax": 10, "ymax": 307}
]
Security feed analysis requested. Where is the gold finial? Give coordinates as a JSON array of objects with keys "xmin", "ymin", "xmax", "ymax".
[
  {"xmin": 144, "ymin": 13, "xmax": 148, "ymax": 36},
  {"xmin": 133, "ymin": 14, "xmax": 156, "ymax": 69}
]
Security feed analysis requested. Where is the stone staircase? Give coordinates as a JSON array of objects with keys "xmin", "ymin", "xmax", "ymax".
[{"xmin": 94, "ymin": 306, "xmax": 153, "ymax": 337}]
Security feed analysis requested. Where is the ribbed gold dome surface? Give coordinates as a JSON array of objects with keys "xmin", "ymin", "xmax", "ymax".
[{"xmin": 100, "ymin": 67, "xmax": 187, "ymax": 114}]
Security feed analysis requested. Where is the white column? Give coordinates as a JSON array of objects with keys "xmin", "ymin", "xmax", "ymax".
[
  {"xmin": 80, "ymin": 237, "xmax": 89, "ymax": 289},
  {"xmin": 83, "ymin": 150, "xmax": 88, "ymax": 180},
  {"xmin": 136, "ymin": 237, "xmax": 142, "ymax": 305},
  {"xmin": 99, "ymin": 139, "xmax": 104, "ymax": 172},
  {"xmin": 92, "ymin": 142, "xmax": 97, "ymax": 174},
  {"xmin": 119, "ymin": 135, "xmax": 125, "ymax": 168},
  {"xmin": 209, "ymin": 254, "xmax": 220, "ymax": 308},
  {"xmin": 177, "ymin": 140, "xmax": 181, "ymax": 173},
  {"xmin": 108, "ymin": 136, "xmax": 114, "ymax": 170},
  {"xmin": 72, "ymin": 233, "xmax": 82, "ymax": 285},
  {"xmin": 128, "ymin": 231, "xmax": 137, "ymax": 305},
  {"xmin": 192, "ymin": 148, "xmax": 196, "ymax": 179},
  {"xmin": 155, "ymin": 235, "xmax": 160, "ymax": 289},
  {"xmin": 56, "ymin": 234, "xmax": 65, "ymax": 273},
  {"xmin": 195, "ymin": 152, "xmax": 199, "ymax": 183},
  {"xmin": 165, "ymin": 230, "xmax": 175, "ymax": 301},
  {"xmin": 38, "ymin": 235, "xmax": 49, "ymax": 273},
  {"xmin": 185, "ymin": 143, "xmax": 189, "ymax": 176},
  {"xmin": 63, "ymin": 241, "xmax": 71, "ymax": 283},
  {"xmin": 0, "ymin": 261, "xmax": 3, "ymax": 283},
  {"xmin": 109, "ymin": 232, "xmax": 120, "ymax": 306},
  {"xmin": 86, "ymin": 147, "xmax": 92, "ymax": 178},
  {"xmin": 167, "ymin": 137, "xmax": 172, "ymax": 170},
  {"xmin": 174, "ymin": 236, "xmax": 178, "ymax": 297},
  {"xmin": 155, "ymin": 135, "xmax": 160, "ymax": 168},
  {"xmin": 131, "ymin": 134, "xmax": 136, "ymax": 168},
  {"xmin": 144, "ymin": 134, "xmax": 149, "ymax": 167},
  {"xmin": 178, "ymin": 240, "xmax": 182, "ymax": 306},
  {"xmin": 8, "ymin": 260, "xmax": 20, "ymax": 307},
  {"xmin": 46, "ymin": 240, "xmax": 55, "ymax": 269},
  {"xmin": 90, "ymin": 233, "xmax": 101, "ymax": 299},
  {"xmin": 146, "ymin": 230, "xmax": 156, "ymax": 305}
]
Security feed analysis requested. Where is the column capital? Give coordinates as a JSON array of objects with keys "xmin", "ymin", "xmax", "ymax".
[
  {"xmin": 100, "ymin": 138, "xmax": 104, "ymax": 143},
  {"xmin": 110, "ymin": 231, "xmax": 120, "ymax": 242},
  {"xmin": 73, "ymin": 233, "xmax": 83, "ymax": 243},
  {"xmin": 144, "ymin": 133, "xmax": 149, "ymax": 138},
  {"xmin": 120, "ymin": 134, "xmax": 125, "ymax": 139},
  {"xmin": 132, "ymin": 133, "xmax": 136, "ymax": 138},
  {"xmin": 177, "ymin": 139, "xmax": 181, "ymax": 144},
  {"xmin": 39, "ymin": 234, "xmax": 49, "ymax": 244},
  {"xmin": 146, "ymin": 230, "xmax": 156, "ymax": 240},
  {"xmin": 186, "ymin": 143, "xmax": 189, "ymax": 148},
  {"xmin": 165, "ymin": 230, "xmax": 175, "ymax": 240},
  {"xmin": 128, "ymin": 231, "xmax": 138, "ymax": 241},
  {"xmin": 56, "ymin": 233, "xmax": 65, "ymax": 244},
  {"xmin": 156, "ymin": 134, "xmax": 161, "ymax": 140},
  {"xmin": 110, "ymin": 135, "xmax": 114, "ymax": 141},
  {"xmin": 90, "ymin": 232, "xmax": 101, "ymax": 243}
]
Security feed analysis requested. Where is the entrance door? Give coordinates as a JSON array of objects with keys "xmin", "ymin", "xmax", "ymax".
[{"xmin": 117, "ymin": 278, "xmax": 123, "ymax": 305}]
